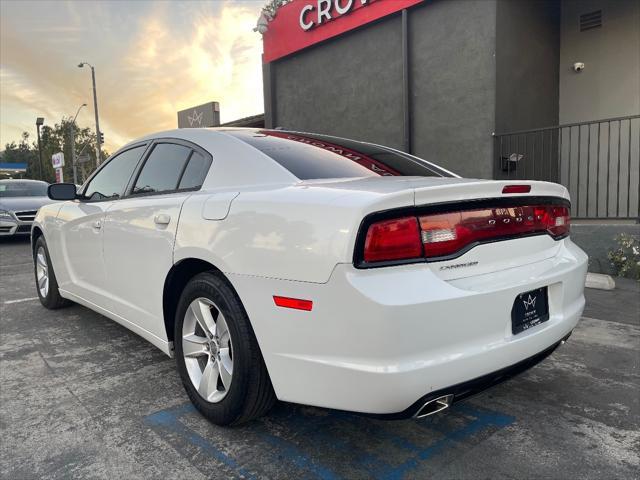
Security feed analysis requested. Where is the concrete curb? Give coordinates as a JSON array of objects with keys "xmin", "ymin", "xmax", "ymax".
[{"xmin": 585, "ymin": 272, "xmax": 616, "ymax": 290}]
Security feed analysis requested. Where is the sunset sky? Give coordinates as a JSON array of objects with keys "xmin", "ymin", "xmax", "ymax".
[{"xmin": 0, "ymin": 0, "xmax": 265, "ymax": 153}]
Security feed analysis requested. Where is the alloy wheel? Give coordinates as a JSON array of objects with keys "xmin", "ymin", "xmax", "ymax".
[
  {"xmin": 182, "ymin": 297, "xmax": 234, "ymax": 403},
  {"xmin": 36, "ymin": 246, "xmax": 49, "ymax": 298}
]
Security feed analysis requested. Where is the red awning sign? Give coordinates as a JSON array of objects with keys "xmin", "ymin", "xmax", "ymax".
[{"xmin": 262, "ymin": 0, "xmax": 423, "ymax": 63}]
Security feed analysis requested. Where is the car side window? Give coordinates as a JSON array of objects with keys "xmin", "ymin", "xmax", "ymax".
[
  {"xmin": 178, "ymin": 151, "xmax": 212, "ymax": 190},
  {"xmin": 132, "ymin": 143, "xmax": 191, "ymax": 195},
  {"xmin": 84, "ymin": 145, "xmax": 146, "ymax": 201}
]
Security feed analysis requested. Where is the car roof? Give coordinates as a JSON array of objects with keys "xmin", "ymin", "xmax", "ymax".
[
  {"xmin": 113, "ymin": 127, "xmax": 455, "ymax": 188},
  {"xmin": 117, "ymin": 128, "xmax": 299, "ymax": 189},
  {"xmin": 129, "ymin": 127, "xmax": 268, "ymax": 145}
]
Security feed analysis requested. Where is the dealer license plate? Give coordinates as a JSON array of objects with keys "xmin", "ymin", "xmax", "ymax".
[{"xmin": 511, "ymin": 287, "xmax": 549, "ymax": 335}]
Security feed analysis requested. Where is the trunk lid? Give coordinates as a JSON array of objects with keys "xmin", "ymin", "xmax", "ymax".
[
  {"xmin": 299, "ymin": 176, "xmax": 568, "ymax": 205},
  {"xmin": 301, "ymin": 176, "xmax": 570, "ymax": 280},
  {"xmin": 411, "ymin": 179, "xmax": 570, "ymax": 281}
]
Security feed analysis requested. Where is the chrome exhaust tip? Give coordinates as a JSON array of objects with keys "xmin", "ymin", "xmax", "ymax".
[{"xmin": 414, "ymin": 394, "xmax": 454, "ymax": 419}]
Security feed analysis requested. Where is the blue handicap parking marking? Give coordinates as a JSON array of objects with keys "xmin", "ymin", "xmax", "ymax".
[
  {"xmin": 144, "ymin": 401, "xmax": 515, "ymax": 480},
  {"xmin": 145, "ymin": 404, "xmax": 259, "ymax": 480},
  {"xmin": 372, "ymin": 404, "xmax": 515, "ymax": 480},
  {"xmin": 255, "ymin": 429, "xmax": 341, "ymax": 480}
]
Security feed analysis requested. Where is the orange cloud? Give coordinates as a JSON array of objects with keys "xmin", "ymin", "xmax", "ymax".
[{"xmin": 0, "ymin": 0, "xmax": 265, "ymax": 153}]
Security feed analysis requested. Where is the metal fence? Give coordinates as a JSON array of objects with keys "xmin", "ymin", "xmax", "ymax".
[{"xmin": 494, "ymin": 115, "xmax": 640, "ymax": 220}]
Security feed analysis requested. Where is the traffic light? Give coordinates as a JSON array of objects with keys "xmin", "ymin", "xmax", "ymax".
[{"xmin": 99, "ymin": 131, "xmax": 104, "ymax": 145}]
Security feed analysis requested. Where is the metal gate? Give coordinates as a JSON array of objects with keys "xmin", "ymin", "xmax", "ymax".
[{"xmin": 494, "ymin": 115, "xmax": 639, "ymax": 220}]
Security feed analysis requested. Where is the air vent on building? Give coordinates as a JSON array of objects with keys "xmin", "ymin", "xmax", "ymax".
[{"xmin": 580, "ymin": 10, "xmax": 602, "ymax": 31}]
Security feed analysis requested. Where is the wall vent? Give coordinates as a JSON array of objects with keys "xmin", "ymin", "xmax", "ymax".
[{"xmin": 580, "ymin": 10, "xmax": 602, "ymax": 31}]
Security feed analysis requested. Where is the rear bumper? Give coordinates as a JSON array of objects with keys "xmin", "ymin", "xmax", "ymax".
[
  {"xmin": 374, "ymin": 332, "xmax": 570, "ymax": 419},
  {"xmin": 229, "ymin": 237, "xmax": 588, "ymax": 415}
]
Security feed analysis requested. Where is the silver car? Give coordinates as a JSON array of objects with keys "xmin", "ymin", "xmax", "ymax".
[{"xmin": 0, "ymin": 180, "xmax": 53, "ymax": 236}]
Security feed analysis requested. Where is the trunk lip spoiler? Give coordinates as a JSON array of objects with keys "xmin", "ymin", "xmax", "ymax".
[{"xmin": 353, "ymin": 195, "xmax": 570, "ymax": 269}]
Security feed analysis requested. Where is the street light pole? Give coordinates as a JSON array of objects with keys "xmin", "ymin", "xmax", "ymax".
[
  {"xmin": 70, "ymin": 103, "xmax": 87, "ymax": 185},
  {"xmin": 35, "ymin": 117, "xmax": 44, "ymax": 181},
  {"xmin": 78, "ymin": 62, "xmax": 102, "ymax": 168},
  {"xmin": 70, "ymin": 128, "xmax": 76, "ymax": 184}
]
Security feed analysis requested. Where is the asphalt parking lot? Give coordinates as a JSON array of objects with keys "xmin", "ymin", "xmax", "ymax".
[{"xmin": 1, "ymin": 236, "xmax": 638, "ymax": 480}]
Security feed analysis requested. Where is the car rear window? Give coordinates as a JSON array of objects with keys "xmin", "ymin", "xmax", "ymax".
[{"xmin": 225, "ymin": 130, "xmax": 452, "ymax": 180}]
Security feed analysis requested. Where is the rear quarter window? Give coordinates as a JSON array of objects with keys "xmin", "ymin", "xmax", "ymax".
[{"xmin": 178, "ymin": 151, "xmax": 211, "ymax": 190}]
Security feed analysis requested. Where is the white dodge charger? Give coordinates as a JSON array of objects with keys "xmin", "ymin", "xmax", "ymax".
[{"xmin": 33, "ymin": 128, "xmax": 587, "ymax": 425}]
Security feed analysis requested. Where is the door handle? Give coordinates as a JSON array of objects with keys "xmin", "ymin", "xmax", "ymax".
[
  {"xmin": 92, "ymin": 220, "xmax": 102, "ymax": 230},
  {"xmin": 154, "ymin": 214, "xmax": 171, "ymax": 225}
]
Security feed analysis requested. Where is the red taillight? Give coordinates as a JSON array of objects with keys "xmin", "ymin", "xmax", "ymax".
[
  {"xmin": 273, "ymin": 296, "xmax": 313, "ymax": 311},
  {"xmin": 363, "ymin": 217, "xmax": 422, "ymax": 263},
  {"xmin": 419, "ymin": 205, "xmax": 569, "ymax": 258},
  {"xmin": 502, "ymin": 185, "xmax": 531, "ymax": 194},
  {"xmin": 547, "ymin": 205, "xmax": 570, "ymax": 237},
  {"xmin": 359, "ymin": 202, "xmax": 570, "ymax": 264},
  {"xmin": 419, "ymin": 212, "xmax": 467, "ymax": 258}
]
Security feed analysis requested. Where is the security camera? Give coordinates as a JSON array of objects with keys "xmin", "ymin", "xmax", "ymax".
[{"xmin": 573, "ymin": 62, "xmax": 585, "ymax": 72}]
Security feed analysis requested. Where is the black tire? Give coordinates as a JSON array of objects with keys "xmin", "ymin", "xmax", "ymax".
[
  {"xmin": 174, "ymin": 271, "xmax": 276, "ymax": 425},
  {"xmin": 33, "ymin": 236, "xmax": 70, "ymax": 309}
]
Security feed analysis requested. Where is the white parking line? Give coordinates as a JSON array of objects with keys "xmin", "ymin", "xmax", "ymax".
[{"xmin": 3, "ymin": 297, "xmax": 38, "ymax": 304}]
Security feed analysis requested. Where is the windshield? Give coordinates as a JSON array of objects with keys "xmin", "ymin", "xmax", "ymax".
[
  {"xmin": 0, "ymin": 181, "xmax": 49, "ymax": 197},
  {"xmin": 225, "ymin": 130, "xmax": 454, "ymax": 180}
]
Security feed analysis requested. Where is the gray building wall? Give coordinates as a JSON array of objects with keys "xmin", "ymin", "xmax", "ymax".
[
  {"xmin": 270, "ymin": 14, "xmax": 405, "ymax": 151},
  {"xmin": 559, "ymin": 0, "xmax": 640, "ymax": 124},
  {"xmin": 495, "ymin": 0, "xmax": 560, "ymax": 133},
  {"xmin": 265, "ymin": 0, "xmax": 638, "ymax": 186},
  {"xmin": 493, "ymin": 0, "xmax": 561, "ymax": 183},
  {"xmin": 268, "ymin": 0, "xmax": 500, "ymax": 179},
  {"xmin": 409, "ymin": 0, "xmax": 497, "ymax": 179}
]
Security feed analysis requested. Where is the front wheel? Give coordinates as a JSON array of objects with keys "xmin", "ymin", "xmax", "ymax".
[
  {"xmin": 33, "ymin": 236, "xmax": 70, "ymax": 309},
  {"xmin": 174, "ymin": 272, "xmax": 276, "ymax": 425}
]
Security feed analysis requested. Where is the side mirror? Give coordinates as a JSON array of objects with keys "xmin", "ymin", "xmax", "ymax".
[{"xmin": 48, "ymin": 183, "xmax": 77, "ymax": 201}]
